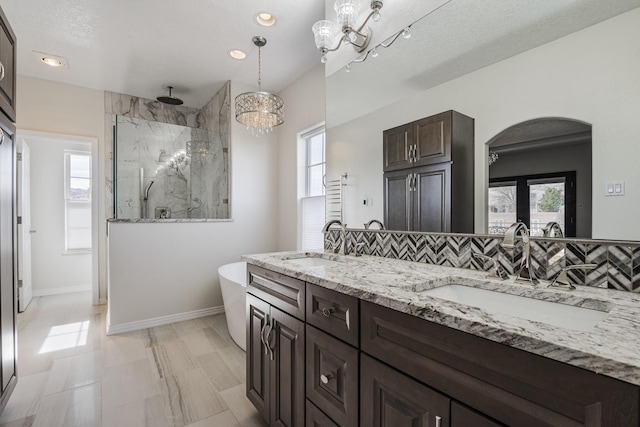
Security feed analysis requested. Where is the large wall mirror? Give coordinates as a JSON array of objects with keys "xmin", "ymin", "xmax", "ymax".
[{"xmin": 325, "ymin": 0, "xmax": 640, "ymax": 241}]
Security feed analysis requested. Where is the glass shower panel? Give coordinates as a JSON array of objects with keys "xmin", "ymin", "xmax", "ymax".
[{"xmin": 114, "ymin": 116, "xmax": 229, "ymax": 220}]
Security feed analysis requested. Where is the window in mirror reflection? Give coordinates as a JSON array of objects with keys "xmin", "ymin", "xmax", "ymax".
[
  {"xmin": 488, "ymin": 183, "xmax": 517, "ymax": 235},
  {"xmin": 301, "ymin": 127, "xmax": 326, "ymax": 250},
  {"xmin": 489, "ymin": 172, "xmax": 576, "ymax": 237}
]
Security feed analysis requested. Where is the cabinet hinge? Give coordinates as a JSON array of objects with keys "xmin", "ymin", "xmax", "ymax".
[
  {"xmin": 18, "ymin": 280, "xmax": 23, "ymax": 289},
  {"xmin": 16, "ymin": 216, "xmax": 22, "ymax": 225},
  {"xmin": 17, "ymin": 152, "xmax": 22, "ymax": 161}
]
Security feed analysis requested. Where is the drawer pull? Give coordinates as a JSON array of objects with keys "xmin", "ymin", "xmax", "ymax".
[
  {"xmin": 435, "ymin": 415, "xmax": 442, "ymax": 427},
  {"xmin": 321, "ymin": 307, "xmax": 335, "ymax": 317},
  {"xmin": 320, "ymin": 374, "xmax": 334, "ymax": 384},
  {"xmin": 0, "ymin": 62, "xmax": 4, "ymax": 82}
]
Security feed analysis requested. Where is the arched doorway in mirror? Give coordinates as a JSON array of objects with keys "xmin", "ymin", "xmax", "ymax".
[{"xmin": 486, "ymin": 118, "xmax": 592, "ymax": 239}]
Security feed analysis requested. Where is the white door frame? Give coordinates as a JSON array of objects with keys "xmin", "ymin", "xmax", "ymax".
[{"xmin": 17, "ymin": 130, "xmax": 100, "ymax": 305}]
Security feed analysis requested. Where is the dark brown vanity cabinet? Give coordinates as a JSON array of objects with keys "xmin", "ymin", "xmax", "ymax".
[
  {"xmin": 361, "ymin": 301, "xmax": 639, "ymax": 427},
  {"xmin": 306, "ymin": 283, "xmax": 360, "ymax": 427},
  {"xmin": 246, "ymin": 265, "xmax": 305, "ymax": 427},
  {"xmin": 383, "ymin": 110, "xmax": 474, "ymax": 233}
]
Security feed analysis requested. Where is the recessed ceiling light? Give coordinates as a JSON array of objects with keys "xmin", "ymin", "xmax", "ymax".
[
  {"xmin": 32, "ymin": 51, "xmax": 68, "ymax": 68},
  {"xmin": 256, "ymin": 12, "xmax": 276, "ymax": 27},
  {"xmin": 229, "ymin": 49, "xmax": 247, "ymax": 60},
  {"xmin": 41, "ymin": 57, "xmax": 64, "ymax": 67}
]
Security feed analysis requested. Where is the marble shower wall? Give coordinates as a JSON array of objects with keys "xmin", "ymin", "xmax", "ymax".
[
  {"xmin": 325, "ymin": 230, "xmax": 640, "ymax": 293},
  {"xmin": 105, "ymin": 82, "xmax": 231, "ymax": 220}
]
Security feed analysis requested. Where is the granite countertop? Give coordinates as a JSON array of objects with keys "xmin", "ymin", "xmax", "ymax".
[{"xmin": 242, "ymin": 251, "xmax": 640, "ymax": 387}]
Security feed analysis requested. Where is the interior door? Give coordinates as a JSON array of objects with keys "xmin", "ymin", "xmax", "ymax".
[{"xmin": 17, "ymin": 139, "xmax": 32, "ymax": 312}]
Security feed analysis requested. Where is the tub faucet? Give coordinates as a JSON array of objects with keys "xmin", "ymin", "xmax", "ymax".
[
  {"xmin": 502, "ymin": 222, "xmax": 538, "ymax": 285},
  {"xmin": 364, "ymin": 219, "xmax": 385, "ymax": 230},
  {"xmin": 542, "ymin": 221, "xmax": 564, "ymax": 238},
  {"xmin": 322, "ymin": 220, "xmax": 349, "ymax": 255}
]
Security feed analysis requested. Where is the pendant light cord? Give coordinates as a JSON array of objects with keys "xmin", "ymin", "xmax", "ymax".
[{"xmin": 257, "ymin": 46, "xmax": 262, "ymax": 90}]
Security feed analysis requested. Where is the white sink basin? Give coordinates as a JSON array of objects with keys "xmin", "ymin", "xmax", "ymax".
[
  {"xmin": 283, "ymin": 254, "xmax": 344, "ymax": 267},
  {"xmin": 422, "ymin": 284, "xmax": 608, "ymax": 332}
]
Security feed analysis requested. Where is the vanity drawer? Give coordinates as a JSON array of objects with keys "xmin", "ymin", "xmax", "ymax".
[
  {"xmin": 247, "ymin": 264, "xmax": 305, "ymax": 320},
  {"xmin": 306, "ymin": 325, "xmax": 358, "ymax": 427},
  {"xmin": 306, "ymin": 283, "xmax": 359, "ymax": 346}
]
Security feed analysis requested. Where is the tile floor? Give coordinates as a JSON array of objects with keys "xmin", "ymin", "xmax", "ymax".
[{"xmin": 0, "ymin": 291, "xmax": 266, "ymax": 427}]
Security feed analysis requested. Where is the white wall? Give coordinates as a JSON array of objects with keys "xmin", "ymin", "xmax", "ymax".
[
  {"xmin": 16, "ymin": 76, "xmax": 106, "ymax": 300},
  {"xmin": 276, "ymin": 65, "xmax": 326, "ymax": 251},
  {"xmin": 107, "ymin": 81, "xmax": 279, "ymax": 330},
  {"xmin": 24, "ymin": 136, "xmax": 92, "ymax": 293},
  {"xmin": 327, "ymin": 9, "xmax": 640, "ymax": 241}
]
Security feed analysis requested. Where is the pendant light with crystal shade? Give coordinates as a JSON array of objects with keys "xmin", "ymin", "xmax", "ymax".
[{"xmin": 235, "ymin": 36, "xmax": 284, "ymax": 136}]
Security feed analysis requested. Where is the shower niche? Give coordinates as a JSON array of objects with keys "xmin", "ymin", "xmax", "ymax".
[{"xmin": 114, "ymin": 115, "xmax": 229, "ymax": 220}]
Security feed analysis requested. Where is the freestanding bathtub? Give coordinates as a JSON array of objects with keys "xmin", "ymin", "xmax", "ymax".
[{"xmin": 218, "ymin": 261, "xmax": 247, "ymax": 351}]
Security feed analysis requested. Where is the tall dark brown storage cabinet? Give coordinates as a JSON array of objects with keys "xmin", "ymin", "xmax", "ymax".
[
  {"xmin": 0, "ymin": 3, "xmax": 17, "ymax": 414},
  {"xmin": 383, "ymin": 110, "xmax": 474, "ymax": 233}
]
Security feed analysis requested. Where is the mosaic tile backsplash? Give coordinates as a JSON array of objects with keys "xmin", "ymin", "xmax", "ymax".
[{"xmin": 325, "ymin": 230, "xmax": 640, "ymax": 293}]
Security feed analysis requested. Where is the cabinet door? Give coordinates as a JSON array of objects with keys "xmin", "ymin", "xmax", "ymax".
[
  {"xmin": 0, "ymin": 126, "xmax": 15, "ymax": 394},
  {"xmin": 451, "ymin": 402, "xmax": 505, "ymax": 427},
  {"xmin": 0, "ymin": 7, "xmax": 16, "ymax": 122},
  {"xmin": 361, "ymin": 354, "xmax": 450, "ymax": 427},
  {"xmin": 413, "ymin": 163, "xmax": 451, "ymax": 232},
  {"xmin": 383, "ymin": 169, "xmax": 411, "ymax": 231},
  {"xmin": 270, "ymin": 306, "xmax": 305, "ymax": 427},
  {"xmin": 413, "ymin": 111, "xmax": 451, "ymax": 166},
  {"xmin": 383, "ymin": 123, "xmax": 412, "ymax": 172},
  {"xmin": 246, "ymin": 294, "xmax": 270, "ymax": 422}
]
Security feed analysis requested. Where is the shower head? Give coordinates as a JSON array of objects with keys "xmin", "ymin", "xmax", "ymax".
[{"xmin": 157, "ymin": 86, "xmax": 183, "ymax": 105}]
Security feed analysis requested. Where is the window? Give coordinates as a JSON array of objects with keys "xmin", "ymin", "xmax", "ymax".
[
  {"xmin": 65, "ymin": 151, "xmax": 92, "ymax": 252},
  {"xmin": 300, "ymin": 127, "xmax": 326, "ymax": 250},
  {"xmin": 489, "ymin": 172, "xmax": 576, "ymax": 237}
]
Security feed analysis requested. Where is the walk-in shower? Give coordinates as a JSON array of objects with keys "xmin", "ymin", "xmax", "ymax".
[{"xmin": 114, "ymin": 116, "xmax": 229, "ymax": 219}]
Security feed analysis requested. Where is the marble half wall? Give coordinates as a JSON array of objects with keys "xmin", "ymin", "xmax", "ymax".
[{"xmin": 105, "ymin": 82, "xmax": 231, "ymax": 219}]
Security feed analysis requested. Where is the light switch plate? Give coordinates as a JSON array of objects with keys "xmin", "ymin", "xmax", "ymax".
[{"xmin": 605, "ymin": 180, "xmax": 625, "ymax": 196}]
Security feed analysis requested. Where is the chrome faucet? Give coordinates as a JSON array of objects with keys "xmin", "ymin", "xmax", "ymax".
[
  {"xmin": 322, "ymin": 220, "xmax": 349, "ymax": 255},
  {"xmin": 542, "ymin": 221, "xmax": 564, "ymax": 238},
  {"xmin": 364, "ymin": 219, "xmax": 385, "ymax": 230},
  {"xmin": 472, "ymin": 253, "xmax": 509, "ymax": 280},
  {"xmin": 502, "ymin": 222, "xmax": 538, "ymax": 285},
  {"xmin": 548, "ymin": 264, "xmax": 597, "ymax": 290}
]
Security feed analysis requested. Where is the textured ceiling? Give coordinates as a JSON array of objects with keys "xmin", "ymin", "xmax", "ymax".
[
  {"xmin": 327, "ymin": 0, "xmax": 640, "ymax": 126},
  {"xmin": 4, "ymin": 0, "xmax": 640, "ymax": 112},
  {"xmin": 0, "ymin": 0, "xmax": 325, "ymax": 108}
]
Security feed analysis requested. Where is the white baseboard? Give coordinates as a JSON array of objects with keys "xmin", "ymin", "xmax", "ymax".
[
  {"xmin": 107, "ymin": 306, "xmax": 225, "ymax": 335},
  {"xmin": 32, "ymin": 285, "xmax": 92, "ymax": 297}
]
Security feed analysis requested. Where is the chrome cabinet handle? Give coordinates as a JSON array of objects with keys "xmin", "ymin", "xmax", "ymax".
[
  {"xmin": 435, "ymin": 415, "xmax": 442, "ymax": 427},
  {"xmin": 320, "ymin": 374, "xmax": 333, "ymax": 384},
  {"xmin": 321, "ymin": 307, "xmax": 335, "ymax": 317},
  {"xmin": 260, "ymin": 313, "xmax": 269, "ymax": 355},
  {"xmin": 0, "ymin": 62, "xmax": 5, "ymax": 82},
  {"xmin": 413, "ymin": 144, "xmax": 418, "ymax": 162},
  {"xmin": 264, "ymin": 315, "xmax": 275, "ymax": 361},
  {"xmin": 0, "ymin": 131, "xmax": 4, "ymax": 146}
]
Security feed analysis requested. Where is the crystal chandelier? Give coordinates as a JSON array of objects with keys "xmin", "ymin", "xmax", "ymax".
[
  {"xmin": 235, "ymin": 36, "xmax": 284, "ymax": 136},
  {"xmin": 488, "ymin": 150, "xmax": 499, "ymax": 165},
  {"xmin": 312, "ymin": 0, "xmax": 384, "ymax": 63}
]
